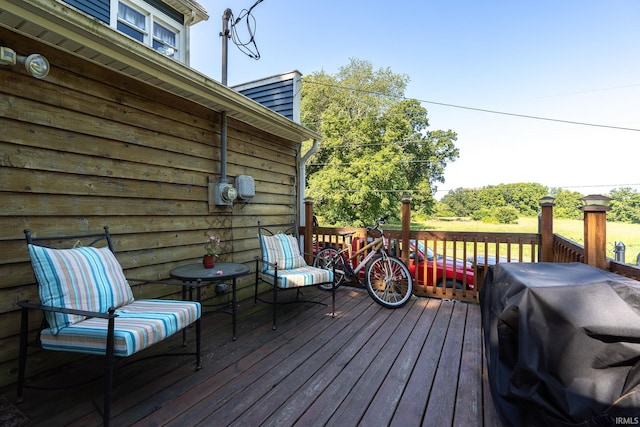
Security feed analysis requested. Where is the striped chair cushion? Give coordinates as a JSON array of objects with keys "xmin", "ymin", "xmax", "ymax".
[
  {"xmin": 260, "ymin": 233, "xmax": 307, "ymax": 271},
  {"xmin": 40, "ymin": 299, "xmax": 201, "ymax": 357},
  {"xmin": 27, "ymin": 245, "xmax": 135, "ymax": 335},
  {"xmin": 261, "ymin": 265, "xmax": 334, "ymax": 289}
]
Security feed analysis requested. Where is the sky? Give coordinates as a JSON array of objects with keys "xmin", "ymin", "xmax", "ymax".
[{"xmin": 188, "ymin": 0, "xmax": 640, "ymax": 198}]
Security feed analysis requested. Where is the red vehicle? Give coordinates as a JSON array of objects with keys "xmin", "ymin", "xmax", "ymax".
[{"xmin": 406, "ymin": 240, "xmax": 475, "ymax": 290}]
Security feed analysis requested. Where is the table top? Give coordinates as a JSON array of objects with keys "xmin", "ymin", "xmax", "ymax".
[{"xmin": 170, "ymin": 262, "xmax": 251, "ymax": 281}]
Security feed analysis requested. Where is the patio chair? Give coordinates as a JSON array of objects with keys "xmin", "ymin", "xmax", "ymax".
[
  {"xmin": 255, "ymin": 221, "xmax": 335, "ymax": 329},
  {"xmin": 17, "ymin": 226, "xmax": 201, "ymax": 427}
]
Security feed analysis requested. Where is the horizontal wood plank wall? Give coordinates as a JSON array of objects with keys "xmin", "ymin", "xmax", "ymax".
[{"xmin": 0, "ymin": 29, "xmax": 299, "ymax": 387}]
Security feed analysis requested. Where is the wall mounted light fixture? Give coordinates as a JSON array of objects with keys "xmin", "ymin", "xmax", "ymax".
[{"xmin": 0, "ymin": 46, "xmax": 50, "ymax": 79}]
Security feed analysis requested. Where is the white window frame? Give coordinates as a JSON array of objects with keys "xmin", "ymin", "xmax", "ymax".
[
  {"xmin": 152, "ymin": 18, "xmax": 180, "ymax": 59},
  {"xmin": 116, "ymin": 1, "xmax": 148, "ymax": 43},
  {"xmin": 110, "ymin": 0, "xmax": 184, "ymax": 62}
]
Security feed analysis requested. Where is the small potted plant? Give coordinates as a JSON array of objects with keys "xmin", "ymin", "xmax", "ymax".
[{"xmin": 203, "ymin": 232, "xmax": 221, "ymax": 268}]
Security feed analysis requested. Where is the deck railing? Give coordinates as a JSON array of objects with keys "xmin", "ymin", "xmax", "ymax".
[
  {"xmin": 551, "ymin": 234, "xmax": 640, "ymax": 280},
  {"xmin": 309, "ymin": 226, "xmax": 540, "ymax": 304},
  {"xmin": 609, "ymin": 260, "xmax": 640, "ymax": 280},
  {"xmin": 552, "ymin": 234, "xmax": 584, "ymax": 263},
  {"xmin": 301, "ymin": 196, "xmax": 640, "ymax": 304}
]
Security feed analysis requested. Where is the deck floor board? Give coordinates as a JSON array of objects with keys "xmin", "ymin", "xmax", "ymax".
[{"xmin": 2, "ymin": 286, "xmax": 501, "ymax": 426}]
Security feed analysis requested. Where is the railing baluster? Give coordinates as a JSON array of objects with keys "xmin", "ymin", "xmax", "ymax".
[{"xmin": 308, "ymin": 226, "xmax": 553, "ymax": 303}]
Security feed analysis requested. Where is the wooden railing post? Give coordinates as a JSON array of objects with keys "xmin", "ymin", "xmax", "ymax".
[
  {"xmin": 401, "ymin": 193, "xmax": 411, "ymax": 266},
  {"xmin": 581, "ymin": 195, "xmax": 611, "ymax": 270},
  {"xmin": 539, "ymin": 196, "xmax": 555, "ymax": 262},
  {"xmin": 304, "ymin": 197, "xmax": 314, "ymax": 264}
]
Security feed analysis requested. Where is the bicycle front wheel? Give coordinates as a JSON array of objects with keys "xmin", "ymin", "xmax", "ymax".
[
  {"xmin": 364, "ymin": 254, "xmax": 413, "ymax": 308},
  {"xmin": 313, "ymin": 247, "xmax": 347, "ymax": 290}
]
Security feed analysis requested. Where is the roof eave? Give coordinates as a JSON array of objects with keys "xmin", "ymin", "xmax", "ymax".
[{"xmin": 1, "ymin": 0, "xmax": 320, "ymax": 143}]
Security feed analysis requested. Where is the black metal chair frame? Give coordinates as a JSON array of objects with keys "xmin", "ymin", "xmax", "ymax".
[
  {"xmin": 17, "ymin": 226, "xmax": 202, "ymax": 427},
  {"xmin": 254, "ymin": 221, "xmax": 336, "ymax": 329}
]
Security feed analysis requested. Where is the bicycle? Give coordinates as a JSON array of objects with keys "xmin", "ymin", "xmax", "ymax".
[{"xmin": 313, "ymin": 215, "xmax": 413, "ymax": 309}]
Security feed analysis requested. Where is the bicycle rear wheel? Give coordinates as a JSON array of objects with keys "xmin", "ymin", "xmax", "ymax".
[
  {"xmin": 313, "ymin": 247, "xmax": 347, "ymax": 290},
  {"xmin": 364, "ymin": 254, "xmax": 413, "ymax": 308}
]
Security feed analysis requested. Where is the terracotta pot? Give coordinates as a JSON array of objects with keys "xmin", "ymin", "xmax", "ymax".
[{"xmin": 203, "ymin": 255, "xmax": 215, "ymax": 269}]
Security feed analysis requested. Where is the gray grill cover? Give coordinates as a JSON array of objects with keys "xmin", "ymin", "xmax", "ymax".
[{"xmin": 480, "ymin": 262, "xmax": 640, "ymax": 426}]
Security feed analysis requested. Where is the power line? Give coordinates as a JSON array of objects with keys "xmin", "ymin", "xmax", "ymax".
[
  {"xmin": 562, "ymin": 183, "xmax": 640, "ymax": 189},
  {"xmin": 311, "ymin": 184, "xmax": 640, "ymax": 195},
  {"xmin": 304, "ymin": 80, "xmax": 640, "ymax": 132},
  {"xmin": 419, "ymin": 100, "xmax": 640, "ymax": 132},
  {"xmin": 302, "ymin": 80, "xmax": 640, "ymax": 196},
  {"xmin": 434, "ymin": 183, "xmax": 640, "ymax": 194},
  {"xmin": 324, "ymin": 187, "xmax": 422, "ymax": 195},
  {"xmin": 307, "ymin": 159, "xmax": 438, "ymax": 167},
  {"xmin": 311, "ymin": 139, "xmax": 434, "ymax": 150},
  {"xmin": 229, "ymin": 0, "xmax": 264, "ymax": 59}
]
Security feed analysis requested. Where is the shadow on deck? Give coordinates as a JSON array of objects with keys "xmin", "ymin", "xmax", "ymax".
[{"xmin": 2, "ymin": 287, "xmax": 501, "ymax": 426}]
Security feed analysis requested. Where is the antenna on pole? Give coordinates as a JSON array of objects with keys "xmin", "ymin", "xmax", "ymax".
[{"xmin": 220, "ymin": 8, "xmax": 232, "ymax": 86}]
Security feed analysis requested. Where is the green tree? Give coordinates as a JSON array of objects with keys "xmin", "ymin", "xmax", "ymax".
[
  {"xmin": 439, "ymin": 183, "xmax": 640, "ymax": 223},
  {"xmin": 302, "ymin": 59, "xmax": 459, "ymax": 226},
  {"xmin": 442, "ymin": 183, "xmax": 547, "ymax": 218},
  {"xmin": 609, "ymin": 188, "xmax": 640, "ymax": 224},
  {"xmin": 549, "ymin": 188, "xmax": 583, "ymax": 219},
  {"xmin": 499, "ymin": 183, "xmax": 548, "ymax": 216},
  {"xmin": 440, "ymin": 187, "xmax": 482, "ymax": 217},
  {"xmin": 494, "ymin": 206, "xmax": 520, "ymax": 224}
]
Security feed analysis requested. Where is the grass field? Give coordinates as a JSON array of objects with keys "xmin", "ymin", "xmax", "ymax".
[{"xmin": 409, "ymin": 217, "xmax": 640, "ymax": 265}]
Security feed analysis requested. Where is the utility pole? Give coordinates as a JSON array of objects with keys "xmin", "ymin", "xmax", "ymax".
[{"xmin": 220, "ymin": 8, "xmax": 232, "ymax": 86}]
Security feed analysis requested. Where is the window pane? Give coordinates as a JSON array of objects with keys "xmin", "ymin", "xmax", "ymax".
[
  {"xmin": 118, "ymin": 3, "xmax": 145, "ymax": 31},
  {"xmin": 117, "ymin": 22, "xmax": 144, "ymax": 42},
  {"xmin": 153, "ymin": 22, "xmax": 177, "ymax": 57},
  {"xmin": 154, "ymin": 23, "xmax": 176, "ymax": 47}
]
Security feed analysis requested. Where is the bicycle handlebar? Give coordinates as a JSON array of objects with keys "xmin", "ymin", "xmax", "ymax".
[{"xmin": 366, "ymin": 214, "xmax": 390, "ymax": 232}]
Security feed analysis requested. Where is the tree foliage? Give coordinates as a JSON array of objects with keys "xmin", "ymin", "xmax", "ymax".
[
  {"xmin": 548, "ymin": 187, "xmax": 583, "ymax": 220},
  {"xmin": 609, "ymin": 188, "xmax": 640, "ymax": 223},
  {"xmin": 302, "ymin": 59, "xmax": 459, "ymax": 226},
  {"xmin": 439, "ymin": 183, "xmax": 572, "ymax": 220},
  {"xmin": 438, "ymin": 183, "xmax": 640, "ymax": 224}
]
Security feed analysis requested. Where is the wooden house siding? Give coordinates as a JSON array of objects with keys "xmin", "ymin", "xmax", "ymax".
[{"xmin": 0, "ymin": 28, "xmax": 305, "ymax": 387}]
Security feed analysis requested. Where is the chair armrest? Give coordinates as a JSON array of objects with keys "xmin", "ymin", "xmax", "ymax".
[
  {"xmin": 254, "ymin": 256, "xmax": 278, "ymax": 270},
  {"xmin": 17, "ymin": 300, "xmax": 117, "ymax": 319}
]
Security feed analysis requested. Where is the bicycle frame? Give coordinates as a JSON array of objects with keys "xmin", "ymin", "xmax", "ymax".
[{"xmin": 338, "ymin": 233, "xmax": 387, "ymax": 281}]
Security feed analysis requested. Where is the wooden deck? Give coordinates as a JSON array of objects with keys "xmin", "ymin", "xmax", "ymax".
[{"xmin": 2, "ymin": 287, "xmax": 501, "ymax": 426}]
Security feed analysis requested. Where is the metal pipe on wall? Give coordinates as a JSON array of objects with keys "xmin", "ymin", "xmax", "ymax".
[
  {"xmin": 219, "ymin": 9, "xmax": 231, "ymax": 184},
  {"xmin": 220, "ymin": 110, "xmax": 228, "ymax": 182}
]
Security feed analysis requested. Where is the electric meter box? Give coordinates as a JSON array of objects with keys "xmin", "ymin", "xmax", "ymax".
[{"xmin": 236, "ymin": 175, "xmax": 255, "ymax": 201}]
